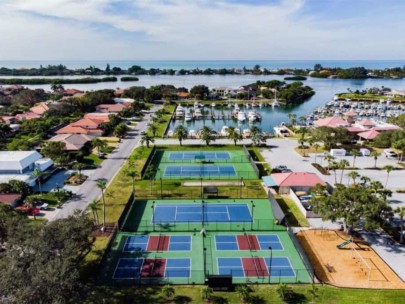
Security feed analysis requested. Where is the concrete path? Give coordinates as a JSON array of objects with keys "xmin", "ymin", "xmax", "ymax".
[{"xmin": 47, "ymin": 105, "xmax": 162, "ymax": 221}]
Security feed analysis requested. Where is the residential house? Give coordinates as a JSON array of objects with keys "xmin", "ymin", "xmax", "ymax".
[
  {"xmin": 30, "ymin": 102, "xmax": 50, "ymax": 115},
  {"xmin": 48, "ymin": 134, "xmax": 94, "ymax": 151},
  {"xmin": 15, "ymin": 112, "xmax": 41, "ymax": 121},
  {"xmin": 56, "ymin": 117, "xmax": 107, "ymax": 136},
  {"xmin": 96, "ymin": 103, "xmax": 127, "ymax": 113},
  {"xmin": 0, "ymin": 151, "xmax": 53, "ymax": 186}
]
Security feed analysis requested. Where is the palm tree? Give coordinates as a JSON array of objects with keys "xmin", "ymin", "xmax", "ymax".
[
  {"xmin": 200, "ymin": 126, "xmax": 214, "ymax": 146},
  {"xmin": 276, "ymin": 283, "xmax": 291, "ymax": 301},
  {"xmin": 200, "ymin": 286, "xmax": 214, "ymax": 302},
  {"xmin": 360, "ymin": 175, "xmax": 371, "ymax": 187},
  {"xmin": 149, "ymin": 123, "xmax": 158, "ymax": 137},
  {"xmin": 323, "ymin": 154, "xmax": 335, "ymax": 174},
  {"xmin": 140, "ymin": 133, "xmax": 155, "ymax": 148},
  {"xmin": 384, "ymin": 165, "xmax": 394, "ymax": 188},
  {"xmin": 250, "ymin": 125, "xmax": 264, "ymax": 146},
  {"xmin": 174, "ymin": 125, "xmax": 188, "ymax": 146},
  {"xmin": 351, "ymin": 149, "xmax": 359, "ymax": 168},
  {"xmin": 88, "ymin": 199, "xmax": 100, "ymax": 225},
  {"xmin": 31, "ymin": 168, "xmax": 43, "ymax": 194},
  {"xmin": 96, "ymin": 178, "xmax": 108, "ymax": 231},
  {"xmin": 313, "ymin": 143, "xmax": 321, "ymax": 163},
  {"xmin": 371, "ymin": 151, "xmax": 381, "ymax": 168},
  {"xmin": 126, "ymin": 169, "xmax": 138, "ymax": 198},
  {"xmin": 92, "ymin": 137, "xmax": 108, "ymax": 155},
  {"xmin": 369, "ymin": 180, "xmax": 383, "ymax": 194},
  {"xmin": 348, "ymin": 170, "xmax": 360, "ymax": 186},
  {"xmin": 338, "ymin": 159, "xmax": 350, "ymax": 184},
  {"xmin": 73, "ymin": 162, "xmax": 86, "ymax": 178},
  {"xmin": 330, "ymin": 161, "xmax": 339, "ymax": 184},
  {"xmin": 395, "ymin": 207, "xmax": 405, "ymax": 244},
  {"xmin": 287, "ymin": 113, "xmax": 296, "ymax": 126},
  {"xmin": 235, "ymin": 284, "xmax": 252, "ymax": 303},
  {"xmin": 161, "ymin": 284, "xmax": 175, "ymax": 301},
  {"xmin": 227, "ymin": 126, "xmax": 242, "ymax": 146}
]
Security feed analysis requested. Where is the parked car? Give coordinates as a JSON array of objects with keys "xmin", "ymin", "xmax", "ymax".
[
  {"xmin": 37, "ymin": 203, "xmax": 49, "ymax": 210},
  {"xmin": 16, "ymin": 206, "xmax": 40, "ymax": 216},
  {"xmin": 384, "ymin": 149, "xmax": 398, "ymax": 158}
]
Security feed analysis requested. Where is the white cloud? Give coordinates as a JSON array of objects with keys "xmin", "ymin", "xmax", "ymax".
[{"xmin": 0, "ymin": 0, "xmax": 404, "ymax": 60}]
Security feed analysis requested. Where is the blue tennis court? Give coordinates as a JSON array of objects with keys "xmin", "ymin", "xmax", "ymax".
[
  {"xmin": 153, "ymin": 203, "xmax": 252, "ymax": 223},
  {"xmin": 164, "ymin": 165, "xmax": 236, "ymax": 177},
  {"xmin": 113, "ymin": 258, "xmax": 191, "ymax": 279},
  {"xmin": 215, "ymin": 234, "xmax": 284, "ymax": 251},
  {"xmin": 123, "ymin": 235, "xmax": 192, "ymax": 252},
  {"xmin": 165, "ymin": 258, "xmax": 191, "ymax": 278},
  {"xmin": 169, "ymin": 152, "xmax": 231, "ymax": 161},
  {"xmin": 217, "ymin": 257, "xmax": 295, "ymax": 278}
]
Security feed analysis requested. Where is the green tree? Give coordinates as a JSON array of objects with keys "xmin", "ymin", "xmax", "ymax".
[
  {"xmin": 393, "ymin": 139, "xmax": 405, "ymax": 161},
  {"xmin": 96, "ymin": 178, "xmax": 108, "ymax": 231},
  {"xmin": 200, "ymin": 286, "xmax": 214, "ymax": 301},
  {"xmin": 92, "ymin": 137, "xmax": 108, "ymax": 154},
  {"xmin": 161, "ymin": 284, "xmax": 175, "ymax": 301},
  {"xmin": 227, "ymin": 126, "xmax": 242, "ymax": 146},
  {"xmin": 73, "ymin": 163, "xmax": 86, "ymax": 178},
  {"xmin": 384, "ymin": 165, "xmax": 394, "ymax": 188},
  {"xmin": 276, "ymin": 283, "xmax": 291, "ymax": 301},
  {"xmin": 287, "ymin": 113, "xmax": 297, "ymax": 126},
  {"xmin": 348, "ymin": 170, "xmax": 360, "ymax": 186},
  {"xmin": 140, "ymin": 133, "xmax": 155, "ymax": 148},
  {"xmin": 113, "ymin": 122, "xmax": 129, "ymax": 139},
  {"xmin": 395, "ymin": 207, "xmax": 405, "ymax": 244},
  {"xmin": 88, "ymin": 199, "xmax": 100, "ymax": 225},
  {"xmin": 31, "ymin": 168, "xmax": 43, "ymax": 194},
  {"xmin": 174, "ymin": 125, "xmax": 188, "ymax": 146},
  {"xmin": 338, "ymin": 159, "xmax": 350, "ymax": 184},
  {"xmin": 371, "ymin": 151, "xmax": 381, "ymax": 168},
  {"xmin": 41, "ymin": 141, "xmax": 66, "ymax": 163},
  {"xmin": 323, "ymin": 154, "xmax": 335, "ymax": 175},
  {"xmin": 126, "ymin": 169, "xmax": 138, "ymax": 198},
  {"xmin": 235, "ymin": 284, "xmax": 252, "ymax": 303},
  {"xmin": 351, "ymin": 149, "xmax": 359, "ymax": 168},
  {"xmin": 312, "ymin": 143, "xmax": 321, "ymax": 163},
  {"xmin": 200, "ymin": 126, "xmax": 214, "ymax": 146},
  {"xmin": 250, "ymin": 125, "xmax": 264, "ymax": 146}
]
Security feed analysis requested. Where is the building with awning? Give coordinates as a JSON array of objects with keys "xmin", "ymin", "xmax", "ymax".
[{"xmin": 262, "ymin": 172, "xmax": 326, "ymax": 194}]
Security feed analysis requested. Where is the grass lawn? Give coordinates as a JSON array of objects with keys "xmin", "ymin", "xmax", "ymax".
[
  {"xmin": 83, "ymin": 154, "xmax": 104, "ymax": 166},
  {"xmin": 248, "ymin": 147, "xmax": 271, "ymax": 176},
  {"xmin": 94, "ymin": 146, "xmax": 153, "ymax": 224},
  {"xmin": 85, "ymin": 285, "xmax": 405, "ymax": 304},
  {"xmin": 150, "ymin": 104, "xmax": 175, "ymax": 138},
  {"xmin": 276, "ymin": 195, "xmax": 310, "ymax": 227}
]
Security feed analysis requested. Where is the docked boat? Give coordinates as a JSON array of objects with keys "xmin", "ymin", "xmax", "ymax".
[
  {"xmin": 248, "ymin": 111, "xmax": 257, "ymax": 122},
  {"xmin": 194, "ymin": 108, "xmax": 202, "ymax": 119},
  {"xmin": 175, "ymin": 105, "xmax": 185, "ymax": 117},
  {"xmin": 185, "ymin": 112, "xmax": 192, "ymax": 122},
  {"xmin": 237, "ymin": 111, "xmax": 246, "ymax": 121},
  {"xmin": 220, "ymin": 126, "xmax": 229, "ymax": 136},
  {"xmin": 272, "ymin": 92, "xmax": 280, "ymax": 107}
]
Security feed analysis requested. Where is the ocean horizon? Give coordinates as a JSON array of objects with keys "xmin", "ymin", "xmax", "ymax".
[{"xmin": 1, "ymin": 60, "xmax": 405, "ymax": 70}]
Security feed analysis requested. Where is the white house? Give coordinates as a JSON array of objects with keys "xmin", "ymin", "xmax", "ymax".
[{"xmin": 0, "ymin": 151, "xmax": 53, "ymax": 186}]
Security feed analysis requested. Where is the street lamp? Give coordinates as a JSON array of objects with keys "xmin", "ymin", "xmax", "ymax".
[
  {"xmin": 157, "ymin": 169, "xmax": 163, "ymax": 199},
  {"xmin": 268, "ymin": 246, "xmax": 273, "ymax": 284},
  {"xmin": 203, "ymin": 247, "xmax": 207, "ymax": 278},
  {"xmin": 251, "ymin": 201, "xmax": 255, "ymax": 230},
  {"xmin": 151, "ymin": 201, "xmax": 155, "ymax": 231},
  {"xmin": 202, "ymin": 200, "xmax": 205, "ymax": 227}
]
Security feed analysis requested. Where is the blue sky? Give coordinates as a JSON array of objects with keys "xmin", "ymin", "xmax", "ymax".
[{"xmin": 1, "ymin": 0, "xmax": 404, "ymax": 60}]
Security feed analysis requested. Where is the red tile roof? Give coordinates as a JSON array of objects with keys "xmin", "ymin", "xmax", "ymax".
[
  {"xmin": 314, "ymin": 117, "xmax": 349, "ymax": 128},
  {"xmin": 271, "ymin": 172, "xmax": 326, "ymax": 187},
  {"xmin": 96, "ymin": 103, "xmax": 127, "ymax": 113},
  {"xmin": 358, "ymin": 129, "xmax": 380, "ymax": 140},
  {"xmin": 15, "ymin": 112, "xmax": 41, "ymax": 121},
  {"xmin": 30, "ymin": 102, "xmax": 50, "ymax": 115},
  {"xmin": 356, "ymin": 119, "xmax": 375, "ymax": 127},
  {"xmin": 0, "ymin": 194, "xmax": 21, "ymax": 205}
]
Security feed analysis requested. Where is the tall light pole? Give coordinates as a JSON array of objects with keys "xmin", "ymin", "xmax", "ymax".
[
  {"xmin": 202, "ymin": 200, "xmax": 205, "ymax": 227},
  {"xmin": 251, "ymin": 201, "xmax": 255, "ymax": 230},
  {"xmin": 240, "ymin": 177, "xmax": 243, "ymax": 198},
  {"xmin": 268, "ymin": 246, "xmax": 273, "ymax": 284},
  {"xmin": 203, "ymin": 247, "xmax": 207, "ymax": 278},
  {"xmin": 152, "ymin": 201, "xmax": 155, "ymax": 232}
]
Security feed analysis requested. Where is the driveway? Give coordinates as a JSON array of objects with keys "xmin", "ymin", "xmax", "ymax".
[{"xmin": 48, "ymin": 105, "xmax": 162, "ymax": 221}]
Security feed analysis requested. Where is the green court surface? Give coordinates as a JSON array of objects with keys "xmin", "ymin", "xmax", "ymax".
[
  {"xmin": 120, "ymin": 199, "xmax": 284, "ymax": 233},
  {"xmin": 99, "ymin": 198, "xmax": 312, "ymax": 285},
  {"xmin": 99, "ymin": 231, "xmax": 312, "ymax": 285},
  {"xmin": 149, "ymin": 149, "xmax": 258, "ymax": 180}
]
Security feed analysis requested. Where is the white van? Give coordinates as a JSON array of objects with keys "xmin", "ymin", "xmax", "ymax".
[
  {"xmin": 330, "ymin": 148, "xmax": 346, "ymax": 157},
  {"xmin": 359, "ymin": 148, "xmax": 370, "ymax": 156}
]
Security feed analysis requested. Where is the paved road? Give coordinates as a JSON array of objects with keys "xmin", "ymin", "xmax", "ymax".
[{"xmin": 50, "ymin": 105, "xmax": 162, "ymax": 221}]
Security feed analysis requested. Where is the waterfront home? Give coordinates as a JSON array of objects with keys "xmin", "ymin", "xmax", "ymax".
[
  {"xmin": 314, "ymin": 116, "xmax": 350, "ymax": 128},
  {"xmin": 0, "ymin": 151, "xmax": 53, "ymax": 186},
  {"xmin": 96, "ymin": 103, "xmax": 128, "ymax": 113},
  {"xmin": 211, "ymin": 86, "xmax": 236, "ymax": 98}
]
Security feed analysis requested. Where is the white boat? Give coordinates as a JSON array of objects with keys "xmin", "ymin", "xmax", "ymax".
[
  {"xmin": 194, "ymin": 108, "xmax": 202, "ymax": 119},
  {"xmin": 248, "ymin": 111, "xmax": 257, "ymax": 122},
  {"xmin": 272, "ymin": 91, "xmax": 280, "ymax": 107},
  {"xmin": 175, "ymin": 105, "xmax": 185, "ymax": 116},
  {"xmin": 242, "ymin": 129, "xmax": 251, "ymax": 137},
  {"xmin": 234, "ymin": 104, "xmax": 240, "ymax": 111},
  {"xmin": 185, "ymin": 113, "xmax": 192, "ymax": 121},
  {"xmin": 237, "ymin": 111, "xmax": 246, "ymax": 121},
  {"xmin": 333, "ymin": 95, "xmax": 339, "ymax": 101},
  {"xmin": 188, "ymin": 129, "xmax": 197, "ymax": 137},
  {"xmin": 211, "ymin": 102, "xmax": 216, "ymax": 107},
  {"xmin": 167, "ymin": 130, "xmax": 174, "ymax": 137}
]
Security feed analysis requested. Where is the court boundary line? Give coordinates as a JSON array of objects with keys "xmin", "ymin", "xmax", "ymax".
[
  {"xmin": 257, "ymin": 234, "xmax": 285, "ymax": 251},
  {"xmin": 123, "ymin": 235, "xmax": 149, "ymax": 253},
  {"xmin": 167, "ymin": 235, "xmax": 192, "ymax": 252},
  {"xmin": 265, "ymin": 256, "xmax": 297, "ymax": 278},
  {"xmin": 165, "ymin": 257, "xmax": 192, "ymax": 279}
]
